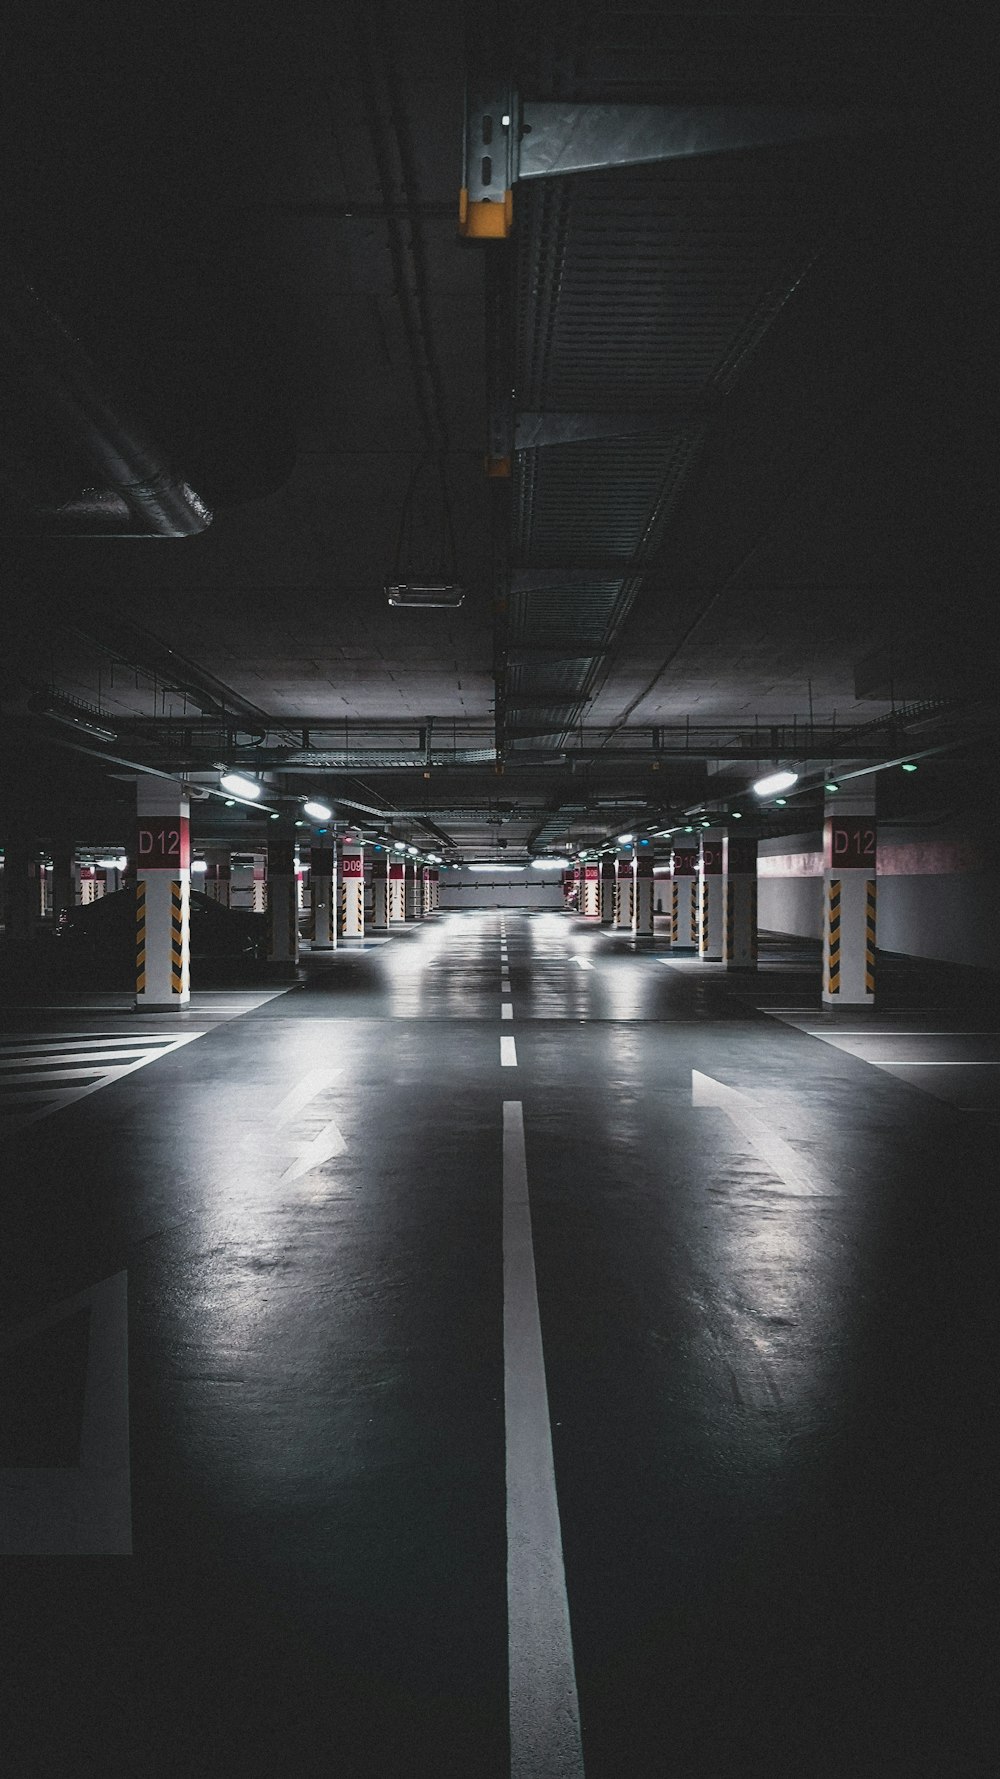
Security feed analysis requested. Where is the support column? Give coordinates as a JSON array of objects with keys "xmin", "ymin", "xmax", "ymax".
[
  {"xmin": 135, "ymin": 781, "xmax": 191, "ymax": 1010},
  {"xmin": 51, "ymin": 848, "xmax": 74, "ymax": 926},
  {"xmin": 431, "ymin": 867, "xmax": 440, "ymax": 911},
  {"xmin": 421, "ymin": 865, "xmax": 433, "ymax": 916},
  {"xmin": 670, "ymin": 843, "xmax": 698, "ymax": 949},
  {"xmin": 203, "ymin": 849, "xmax": 231, "ymax": 907},
  {"xmin": 631, "ymin": 850, "xmax": 654, "ymax": 936},
  {"xmin": 1, "ymin": 835, "xmax": 35, "ymax": 953},
  {"xmin": 404, "ymin": 859, "xmax": 421, "ymax": 921},
  {"xmin": 569, "ymin": 864, "xmax": 581, "ymax": 911},
  {"xmin": 822, "ymin": 797, "xmax": 877, "ymax": 1006},
  {"xmin": 698, "ymin": 828, "xmax": 725, "ymax": 960},
  {"xmin": 371, "ymin": 855, "xmax": 390, "ymax": 929},
  {"xmin": 266, "ymin": 824, "xmax": 299, "ymax": 975},
  {"xmin": 723, "ymin": 835, "xmax": 758, "ymax": 971},
  {"xmin": 252, "ymin": 855, "xmax": 267, "ymax": 913},
  {"xmin": 389, "ymin": 860, "xmax": 406, "ymax": 922},
  {"xmin": 582, "ymin": 860, "xmax": 600, "ymax": 918},
  {"xmin": 598, "ymin": 854, "xmax": 615, "ymax": 924},
  {"xmin": 340, "ymin": 839, "xmax": 365, "ymax": 937},
  {"xmin": 613, "ymin": 856, "xmax": 633, "ymax": 929},
  {"xmin": 310, "ymin": 846, "xmax": 337, "ymax": 950}
]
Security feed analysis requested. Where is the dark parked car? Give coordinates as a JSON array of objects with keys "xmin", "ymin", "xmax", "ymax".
[{"xmin": 53, "ymin": 885, "xmax": 269, "ymax": 983}]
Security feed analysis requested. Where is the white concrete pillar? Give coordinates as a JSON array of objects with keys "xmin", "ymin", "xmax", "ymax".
[
  {"xmin": 822, "ymin": 796, "xmax": 877, "ymax": 1006},
  {"xmin": 371, "ymin": 856, "xmax": 390, "ymax": 928},
  {"xmin": 203, "ymin": 849, "xmax": 231, "ymax": 907},
  {"xmin": 582, "ymin": 861, "xmax": 600, "ymax": 918},
  {"xmin": 135, "ymin": 780, "xmax": 191, "ymax": 1010},
  {"xmin": 389, "ymin": 860, "xmax": 407, "ymax": 922},
  {"xmin": 340, "ymin": 841, "xmax": 365, "ymax": 937},
  {"xmin": 631, "ymin": 851, "xmax": 655, "ymax": 936},
  {"xmin": 266, "ymin": 826, "xmax": 299, "ymax": 972},
  {"xmin": 51, "ymin": 849, "xmax": 73, "ymax": 925},
  {"xmin": 310, "ymin": 846, "xmax": 337, "ymax": 950},
  {"xmin": 421, "ymin": 866, "xmax": 433, "ymax": 916},
  {"xmin": 561, "ymin": 869, "xmax": 574, "ymax": 910},
  {"xmin": 614, "ymin": 857, "xmax": 633, "ymax": 929},
  {"xmin": 670, "ymin": 843, "xmax": 698, "ymax": 949},
  {"xmin": 698, "ymin": 829, "xmax": 725, "ymax": 960},
  {"xmin": 723, "ymin": 834, "xmax": 758, "ymax": 971},
  {"xmin": 252, "ymin": 856, "xmax": 267, "ymax": 913},
  {"xmin": 431, "ymin": 868, "xmax": 440, "ymax": 911}
]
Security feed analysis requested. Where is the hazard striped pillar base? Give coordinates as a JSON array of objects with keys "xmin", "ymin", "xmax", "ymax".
[
  {"xmin": 697, "ymin": 830, "xmax": 724, "ymax": 959},
  {"xmin": 670, "ymin": 844, "xmax": 698, "ymax": 949},
  {"xmin": 723, "ymin": 835, "xmax": 758, "ymax": 970},
  {"xmin": 135, "ymin": 782, "xmax": 191, "ymax": 1009},
  {"xmin": 431, "ymin": 868, "xmax": 440, "ymax": 911},
  {"xmin": 266, "ymin": 828, "xmax": 299, "ymax": 973},
  {"xmin": 340, "ymin": 842, "xmax": 364, "ymax": 937},
  {"xmin": 389, "ymin": 861, "xmax": 406, "ymax": 922},
  {"xmin": 252, "ymin": 856, "xmax": 267, "ymax": 913},
  {"xmin": 599, "ymin": 857, "xmax": 615, "ymax": 924},
  {"xmin": 203, "ymin": 850, "xmax": 231, "ymax": 907},
  {"xmin": 404, "ymin": 860, "xmax": 421, "ymax": 921},
  {"xmin": 822, "ymin": 798, "xmax": 877, "ymax": 1006},
  {"xmin": 631, "ymin": 851, "xmax": 654, "ymax": 936},
  {"xmin": 310, "ymin": 847, "xmax": 336, "ymax": 949},
  {"xmin": 613, "ymin": 858, "xmax": 633, "ymax": 929},
  {"xmin": 582, "ymin": 861, "xmax": 601, "ymax": 918}
]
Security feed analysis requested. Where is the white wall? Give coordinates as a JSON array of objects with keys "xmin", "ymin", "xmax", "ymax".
[{"xmin": 439, "ymin": 871, "xmax": 565, "ymax": 908}]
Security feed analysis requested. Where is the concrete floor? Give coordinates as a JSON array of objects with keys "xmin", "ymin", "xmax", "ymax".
[{"xmin": 0, "ymin": 912, "xmax": 997, "ymax": 1776}]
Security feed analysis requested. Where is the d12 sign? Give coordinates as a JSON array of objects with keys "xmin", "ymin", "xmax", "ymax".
[
  {"xmin": 825, "ymin": 818, "xmax": 876, "ymax": 871},
  {"xmin": 136, "ymin": 816, "xmax": 190, "ymax": 870}
]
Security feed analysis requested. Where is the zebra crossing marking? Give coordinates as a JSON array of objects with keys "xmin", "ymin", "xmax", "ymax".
[{"xmin": 0, "ymin": 1031, "xmax": 205, "ymax": 1134}]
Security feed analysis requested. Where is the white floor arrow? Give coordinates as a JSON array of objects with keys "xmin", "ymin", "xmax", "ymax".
[{"xmin": 691, "ymin": 1069, "xmax": 821, "ymax": 1196}]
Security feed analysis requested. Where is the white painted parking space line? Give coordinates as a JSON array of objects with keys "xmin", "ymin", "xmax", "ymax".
[
  {"xmin": 272, "ymin": 1068, "xmax": 340, "ymax": 1129},
  {"xmin": 0, "ymin": 1032, "xmax": 204, "ymax": 1135},
  {"xmin": 692, "ymin": 1069, "xmax": 821, "ymax": 1196},
  {"xmin": 862, "ymin": 1061, "xmax": 1000, "ymax": 1067},
  {"xmin": 502, "ymin": 984, "xmax": 512, "ymax": 996},
  {"xmin": 501, "ymin": 1037, "xmax": 518, "ymax": 1067},
  {"xmin": 502, "ymin": 1003, "xmax": 514, "ymax": 1021},
  {"xmin": 572, "ymin": 957, "xmax": 594, "ymax": 971},
  {"xmin": 502, "ymin": 1101, "xmax": 584, "ymax": 1779}
]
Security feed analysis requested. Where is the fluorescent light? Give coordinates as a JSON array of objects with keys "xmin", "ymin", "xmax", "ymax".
[
  {"xmin": 407, "ymin": 845, "xmax": 418, "ymax": 855},
  {"xmin": 901, "ymin": 762, "xmax": 918, "ymax": 773},
  {"xmin": 219, "ymin": 771, "xmax": 261, "ymax": 800},
  {"xmin": 752, "ymin": 769, "xmax": 798, "ymax": 796},
  {"xmin": 302, "ymin": 799, "xmax": 332, "ymax": 821},
  {"xmin": 96, "ymin": 856, "xmax": 128, "ymax": 871},
  {"xmin": 190, "ymin": 860, "xmax": 208, "ymax": 873},
  {"xmin": 617, "ymin": 833, "xmax": 634, "ymax": 844},
  {"xmin": 825, "ymin": 782, "xmax": 840, "ymax": 793},
  {"xmin": 532, "ymin": 857, "xmax": 570, "ymax": 869},
  {"xmin": 468, "ymin": 862, "xmax": 524, "ymax": 871}
]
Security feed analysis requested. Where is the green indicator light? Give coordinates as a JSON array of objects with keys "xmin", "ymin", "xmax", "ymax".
[
  {"xmin": 775, "ymin": 797, "xmax": 787, "ymax": 806},
  {"xmin": 825, "ymin": 781, "xmax": 839, "ymax": 793},
  {"xmin": 730, "ymin": 810, "xmax": 742, "ymax": 819},
  {"xmin": 902, "ymin": 762, "xmax": 918, "ymax": 772}
]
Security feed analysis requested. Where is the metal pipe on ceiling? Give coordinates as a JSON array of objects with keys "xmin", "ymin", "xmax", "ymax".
[{"xmin": 0, "ymin": 255, "xmax": 212, "ymax": 538}]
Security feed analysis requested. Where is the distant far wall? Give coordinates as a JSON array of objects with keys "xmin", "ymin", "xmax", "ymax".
[
  {"xmin": 439, "ymin": 870, "xmax": 565, "ymax": 907},
  {"xmin": 758, "ymin": 825, "xmax": 999, "ymax": 970}
]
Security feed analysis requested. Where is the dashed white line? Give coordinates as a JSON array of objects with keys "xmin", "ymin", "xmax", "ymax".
[
  {"xmin": 502, "ymin": 1003, "xmax": 514, "ymax": 1021},
  {"xmin": 501, "ymin": 1036, "xmax": 518, "ymax": 1067},
  {"xmin": 502, "ymin": 1101, "xmax": 584, "ymax": 1779},
  {"xmin": 571, "ymin": 957, "xmax": 594, "ymax": 971}
]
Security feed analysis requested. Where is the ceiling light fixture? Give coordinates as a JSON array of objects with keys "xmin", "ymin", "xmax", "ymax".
[
  {"xmin": 302, "ymin": 799, "xmax": 332, "ymax": 821},
  {"xmin": 752, "ymin": 769, "xmax": 799, "ymax": 796},
  {"xmin": 219, "ymin": 770, "xmax": 262, "ymax": 800},
  {"xmin": 28, "ymin": 693, "xmax": 118, "ymax": 744},
  {"xmin": 532, "ymin": 857, "xmax": 569, "ymax": 869},
  {"xmin": 617, "ymin": 833, "xmax": 634, "ymax": 845},
  {"xmin": 901, "ymin": 762, "xmax": 918, "ymax": 773},
  {"xmin": 469, "ymin": 862, "xmax": 524, "ymax": 871}
]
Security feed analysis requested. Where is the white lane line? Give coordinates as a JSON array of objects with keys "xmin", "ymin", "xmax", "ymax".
[
  {"xmin": 803, "ymin": 1031, "xmax": 1000, "ymax": 1038},
  {"xmin": 502, "ymin": 984, "xmax": 512, "ymax": 996},
  {"xmin": 502, "ymin": 1101, "xmax": 584, "ymax": 1779},
  {"xmin": 502, "ymin": 1002, "xmax": 514, "ymax": 1021},
  {"xmin": 572, "ymin": 957, "xmax": 594, "ymax": 971},
  {"xmin": 865, "ymin": 1061, "xmax": 1000, "ymax": 1067},
  {"xmin": 501, "ymin": 1036, "xmax": 518, "ymax": 1067},
  {"xmin": 692, "ymin": 1069, "xmax": 821, "ymax": 1196},
  {"xmin": 272, "ymin": 1068, "xmax": 340, "ymax": 1129},
  {"xmin": 280, "ymin": 1119, "xmax": 348, "ymax": 1182}
]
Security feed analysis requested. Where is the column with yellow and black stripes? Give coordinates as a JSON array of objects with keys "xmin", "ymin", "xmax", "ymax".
[
  {"xmin": 670, "ymin": 842, "xmax": 698, "ymax": 949},
  {"xmin": 697, "ymin": 828, "xmax": 725, "ymax": 959},
  {"xmin": 134, "ymin": 779, "xmax": 190, "ymax": 1009},
  {"xmin": 822, "ymin": 794, "xmax": 876, "ymax": 1006},
  {"xmin": 723, "ymin": 833, "xmax": 758, "ymax": 971},
  {"xmin": 371, "ymin": 852, "xmax": 390, "ymax": 929},
  {"xmin": 340, "ymin": 838, "xmax": 365, "ymax": 937},
  {"xmin": 599, "ymin": 853, "xmax": 615, "ymax": 925},
  {"xmin": 266, "ymin": 821, "xmax": 299, "ymax": 976},
  {"xmin": 631, "ymin": 846, "xmax": 655, "ymax": 936},
  {"xmin": 613, "ymin": 854, "xmax": 633, "ymax": 929}
]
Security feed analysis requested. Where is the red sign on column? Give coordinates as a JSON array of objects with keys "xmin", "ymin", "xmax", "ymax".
[
  {"xmin": 584, "ymin": 864, "xmax": 600, "ymax": 882},
  {"xmin": 824, "ymin": 818, "xmax": 876, "ymax": 870},
  {"xmin": 671, "ymin": 848, "xmax": 697, "ymax": 876},
  {"xmin": 699, "ymin": 843, "xmax": 722, "ymax": 875},
  {"xmin": 341, "ymin": 854, "xmax": 363, "ymax": 877},
  {"xmin": 136, "ymin": 816, "xmax": 190, "ymax": 870}
]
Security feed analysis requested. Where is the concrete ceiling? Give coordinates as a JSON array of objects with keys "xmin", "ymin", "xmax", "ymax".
[{"xmin": 1, "ymin": 2, "xmax": 994, "ymax": 860}]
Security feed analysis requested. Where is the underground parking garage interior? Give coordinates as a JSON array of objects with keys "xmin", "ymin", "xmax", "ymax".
[{"xmin": 0, "ymin": 4, "xmax": 996, "ymax": 1774}]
